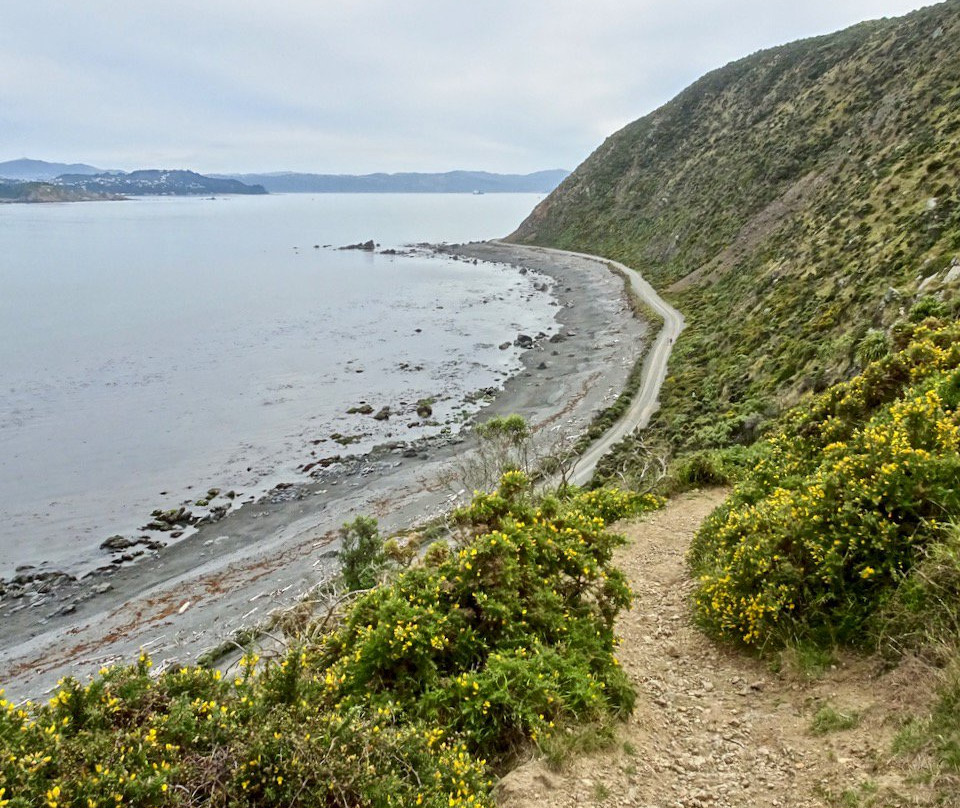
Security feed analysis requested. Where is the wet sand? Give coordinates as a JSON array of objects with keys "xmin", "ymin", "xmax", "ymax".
[{"xmin": 0, "ymin": 242, "xmax": 648, "ymax": 700}]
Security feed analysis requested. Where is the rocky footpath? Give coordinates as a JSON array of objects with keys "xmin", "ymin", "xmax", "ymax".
[{"xmin": 496, "ymin": 490, "xmax": 941, "ymax": 808}]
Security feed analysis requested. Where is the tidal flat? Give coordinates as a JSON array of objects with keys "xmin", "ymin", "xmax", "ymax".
[{"xmin": 0, "ymin": 240, "xmax": 648, "ymax": 699}]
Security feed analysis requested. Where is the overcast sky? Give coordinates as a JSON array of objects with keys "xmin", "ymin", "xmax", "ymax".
[{"xmin": 0, "ymin": 1, "xmax": 939, "ymax": 174}]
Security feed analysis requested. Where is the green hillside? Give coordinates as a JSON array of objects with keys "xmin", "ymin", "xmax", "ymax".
[
  {"xmin": 512, "ymin": 7, "xmax": 960, "ymax": 792},
  {"xmin": 511, "ymin": 0, "xmax": 960, "ymax": 459}
]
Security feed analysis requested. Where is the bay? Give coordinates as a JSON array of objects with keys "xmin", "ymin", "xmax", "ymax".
[{"xmin": 0, "ymin": 193, "xmax": 554, "ymax": 578}]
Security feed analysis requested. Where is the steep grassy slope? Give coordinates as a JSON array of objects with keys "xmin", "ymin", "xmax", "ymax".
[{"xmin": 511, "ymin": 1, "xmax": 960, "ymax": 458}]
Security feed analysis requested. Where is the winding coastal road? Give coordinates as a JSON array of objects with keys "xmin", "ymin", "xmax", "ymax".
[
  {"xmin": 493, "ymin": 243, "xmax": 684, "ymax": 486},
  {"xmin": 0, "ymin": 243, "xmax": 681, "ymax": 699},
  {"xmin": 566, "ymin": 251, "xmax": 685, "ymax": 485}
]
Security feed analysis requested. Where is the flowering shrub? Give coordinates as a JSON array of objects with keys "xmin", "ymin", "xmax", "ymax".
[
  {"xmin": 691, "ymin": 321, "xmax": 960, "ymax": 646},
  {"xmin": 0, "ymin": 474, "xmax": 660, "ymax": 806}
]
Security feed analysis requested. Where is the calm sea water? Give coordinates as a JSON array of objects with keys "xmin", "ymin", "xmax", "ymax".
[{"xmin": 0, "ymin": 194, "xmax": 555, "ymax": 577}]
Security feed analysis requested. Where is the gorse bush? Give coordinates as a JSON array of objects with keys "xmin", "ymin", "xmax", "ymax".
[
  {"xmin": 0, "ymin": 474, "xmax": 660, "ymax": 807},
  {"xmin": 0, "ymin": 657, "xmax": 488, "ymax": 808},
  {"xmin": 320, "ymin": 482, "xmax": 659, "ymax": 759},
  {"xmin": 690, "ymin": 321, "xmax": 960, "ymax": 646}
]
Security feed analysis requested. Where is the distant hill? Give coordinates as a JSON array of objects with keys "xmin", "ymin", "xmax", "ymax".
[
  {"xmin": 0, "ymin": 158, "xmax": 103, "ymax": 181},
  {"xmin": 215, "ymin": 169, "xmax": 569, "ymax": 193},
  {"xmin": 57, "ymin": 170, "xmax": 267, "ymax": 196},
  {"xmin": 0, "ymin": 180, "xmax": 121, "ymax": 203}
]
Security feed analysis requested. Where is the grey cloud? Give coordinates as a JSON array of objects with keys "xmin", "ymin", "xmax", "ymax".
[{"xmin": 0, "ymin": 0, "xmax": 936, "ymax": 173}]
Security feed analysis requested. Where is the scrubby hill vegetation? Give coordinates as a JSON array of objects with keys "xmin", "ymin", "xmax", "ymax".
[
  {"xmin": 0, "ymin": 181, "xmax": 116, "ymax": 203},
  {"xmin": 690, "ymin": 319, "xmax": 959, "ymax": 648},
  {"xmin": 512, "ymin": 0, "xmax": 960, "ymax": 462},
  {"xmin": 511, "ymin": 2, "xmax": 960, "ymax": 795}
]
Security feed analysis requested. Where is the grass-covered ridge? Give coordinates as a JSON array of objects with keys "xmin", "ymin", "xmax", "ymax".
[
  {"xmin": 689, "ymin": 320, "xmax": 960, "ymax": 647},
  {"xmin": 0, "ymin": 478, "xmax": 661, "ymax": 807},
  {"xmin": 511, "ymin": 1, "xmax": 960, "ymax": 460}
]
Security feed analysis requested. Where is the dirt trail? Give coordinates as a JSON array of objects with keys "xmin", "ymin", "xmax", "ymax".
[{"xmin": 497, "ymin": 490, "xmax": 942, "ymax": 808}]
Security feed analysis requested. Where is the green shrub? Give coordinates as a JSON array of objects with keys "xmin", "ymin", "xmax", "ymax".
[
  {"xmin": 908, "ymin": 295, "xmax": 948, "ymax": 323},
  {"xmin": 338, "ymin": 514, "xmax": 385, "ymax": 591},
  {"xmin": 855, "ymin": 328, "xmax": 890, "ymax": 366},
  {"xmin": 456, "ymin": 415, "xmax": 533, "ymax": 493},
  {"xmin": 668, "ymin": 450, "xmax": 735, "ymax": 491},
  {"xmin": 0, "ymin": 659, "xmax": 490, "ymax": 808},
  {"xmin": 690, "ymin": 322, "xmax": 960, "ymax": 646}
]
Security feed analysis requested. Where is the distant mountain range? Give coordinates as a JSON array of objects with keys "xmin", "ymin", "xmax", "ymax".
[
  {"xmin": 211, "ymin": 169, "xmax": 570, "ymax": 193},
  {"xmin": 0, "ymin": 160, "xmax": 569, "ymax": 198},
  {"xmin": 0, "ymin": 162, "xmax": 266, "ymax": 197}
]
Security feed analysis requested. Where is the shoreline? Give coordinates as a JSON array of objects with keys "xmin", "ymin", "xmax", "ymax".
[
  {"xmin": 0, "ymin": 243, "xmax": 555, "ymax": 584},
  {"xmin": 0, "ymin": 242, "xmax": 648, "ymax": 700}
]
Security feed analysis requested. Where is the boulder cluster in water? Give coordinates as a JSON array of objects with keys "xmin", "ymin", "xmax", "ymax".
[
  {"xmin": 0, "ymin": 488, "xmax": 241, "ymax": 613},
  {"xmin": 138, "ymin": 490, "xmax": 235, "ymax": 536}
]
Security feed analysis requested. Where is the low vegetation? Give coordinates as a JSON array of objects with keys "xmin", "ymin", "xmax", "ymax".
[
  {"xmin": 686, "ymin": 319, "xmax": 960, "ymax": 789},
  {"xmin": 337, "ymin": 515, "xmax": 386, "ymax": 592},
  {"xmin": 810, "ymin": 704, "xmax": 861, "ymax": 736},
  {"xmin": 689, "ymin": 320, "xmax": 960, "ymax": 647},
  {"xmin": 0, "ymin": 476, "xmax": 661, "ymax": 807}
]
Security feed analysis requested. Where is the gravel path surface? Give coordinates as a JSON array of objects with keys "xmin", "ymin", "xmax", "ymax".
[{"xmin": 496, "ymin": 490, "xmax": 941, "ymax": 808}]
